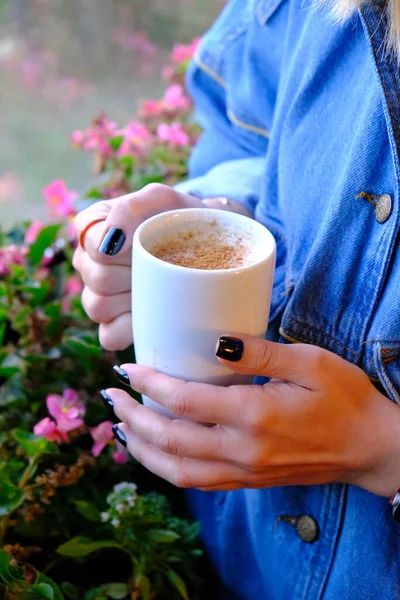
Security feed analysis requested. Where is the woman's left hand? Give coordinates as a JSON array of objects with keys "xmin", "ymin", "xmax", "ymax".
[{"xmin": 106, "ymin": 335, "xmax": 400, "ymax": 497}]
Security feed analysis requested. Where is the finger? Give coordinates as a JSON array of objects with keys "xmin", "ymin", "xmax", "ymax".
[
  {"xmin": 81, "ymin": 288, "xmax": 131, "ymax": 324},
  {"xmin": 99, "ymin": 313, "xmax": 133, "ymax": 351},
  {"xmin": 118, "ymin": 363, "xmax": 244, "ymax": 425},
  {"xmin": 116, "ymin": 423, "xmax": 249, "ymax": 488},
  {"xmin": 216, "ymin": 334, "xmax": 321, "ymax": 388},
  {"xmin": 108, "ymin": 387, "xmax": 229, "ymax": 460},
  {"xmin": 78, "ymin": 251, "xmax": 131, "ymax": 296},
  {"xmin": 74, "ymin": 202, "xmax": 130, "ymax": 266},
  {"xmin": 96, "ymin": 184, "xmax": 188, "ymax": 259}
]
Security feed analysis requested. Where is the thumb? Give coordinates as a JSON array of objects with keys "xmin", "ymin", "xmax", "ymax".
[
  {"xmin": 97, "ymin": 184, "xmax": 200, "ymax": 259},
  {"xmin": 216, "ymin": 334, "xmax": 317, "ymax": 387}
]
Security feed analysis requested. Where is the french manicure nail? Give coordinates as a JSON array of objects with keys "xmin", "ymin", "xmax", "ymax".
[
  {"xmin": 112, "ymin": 424, "xmax": 127, "ymax": 447},
  {"xmin": 100, "ymin": 390, "xmax": 114, "ymax": 409},
  {"xmin": 98, "ymin": 228, "xmax": 126, "ymax": 256},
  {"xmin": 216, "ymin": 337, "xmax": 244, "ymax": 362},
  {"xmin": 113, "ymin": 365, "xmax": 130, "ymax": 386}
]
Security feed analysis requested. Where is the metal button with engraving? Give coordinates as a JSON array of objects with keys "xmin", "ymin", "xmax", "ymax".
[
  {"xmin": 296, "ymin": 516, "xmax": 320, "ymax": 543},
  {"xmin": 375, "ymin": 194, "xmax": 392, "ymax": 224}
]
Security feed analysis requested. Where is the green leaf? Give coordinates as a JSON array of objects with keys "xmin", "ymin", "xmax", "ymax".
[
  {"xmin": 101, "ymin": 583, "xmax": 128, "ymax": 599},
  {"xmin": 56, "ymin": 537, "xmax": 121, "ymax": 558},
  {"xmin": 61, "ymin": 582, "xmax": 79, "ymax": 600},
  {"xmin": 0, "ymin": 321, "xmax": 6, "ymax": 346},
  {"xmin": 12, "ymin": 430, "xmax": 57, "ymax": 457},
  {"xmin": 147, "ymin": 529, "xmax": 180, "ymax": 543},
  {"xmin": 85, "ymin": 188, "xmax": 103, "ymax": 200},
  {"xmin": 0, "ymin": 479, "xmax": 25, "ymax": 516},
  {"xmin": 35, "ymin": 573, "xmax": 64, "ymax": 600},
  {"xmin": 74, "ymin": 500, "xmax": 102, "ymax": 522},
  {"xmin": 84, "ymin": 583, "xmax": 127, "ymax": 600},
  {"xmin": 28, "ymin": 224, "xmax": 62, "ymax": 267},
  {"xmin": 21, "ymin": 281, "xmax": 50, "ymax": 305},
  {"xmin": 0, "ymin": 549, "xmax": 13, "ymax": 584},
  {"xmin": 31, "ymin": 583, "xmax": 55, "ymax": 600},
  {"xmin": 0, "ymin": 459, "xmax": 25, "ymax": 479},
  {"xmin": 0, "ymin": 373, "xmax": 25, "ymax": 406},
  {"xmin": 119, "ymin": 156, "xmax": 135, "ymax": 178},
  {"xmin": 63, "ymin": 336, "xmax": 102, "ymax": 358},
  {"xmin": 0, "ymin": 353, "xmax": 25, "ymax": 378},
  {"xmin": 166, "ymin": 569, "xmax": 189, "ymax": 600},
  {"xmin": 0, "ymin": 549, "xmax": 25, "ymax": 585},
  {"xmin": 109, "ymin": 135, "xmax": 124, "ymax": 152}
]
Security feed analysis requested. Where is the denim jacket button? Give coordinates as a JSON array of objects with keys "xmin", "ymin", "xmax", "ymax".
[
  {"xmin": 375, "ymin": 194, "xmax": 392, "ymax": 224},
  {"xmin": 296, "ymin": 515, "xmax": 320, "ymax": 543}
]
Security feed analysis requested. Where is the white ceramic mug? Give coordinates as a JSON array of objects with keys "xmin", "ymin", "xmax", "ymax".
[{"xmin": 131, "ymin": 208, "xmax": 276, "ymax": 418}]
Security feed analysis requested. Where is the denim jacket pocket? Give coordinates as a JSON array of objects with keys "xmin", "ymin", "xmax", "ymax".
[
  {"xmin": 253, "ymin": 0, "xmax": 286, "ymax": 24},
  {"xmin": 373, "ymin": 341, "xmax": 400, "ymax": 404}
]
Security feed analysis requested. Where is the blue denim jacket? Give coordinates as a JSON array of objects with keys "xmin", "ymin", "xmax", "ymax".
[{"xmin": 176, "ymin": 1, "xmax": 400, "ymax": 598}]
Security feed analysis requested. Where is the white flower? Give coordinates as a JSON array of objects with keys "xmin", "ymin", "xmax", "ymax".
[
  {"xmin": 113, "ymin": 482, "xmax": 138, "ymax": 493},
  {"xmin": 126, "ymin": 495, "xmax": 136, "ymax": 508},
  {"xmin": 116, "ymin": 503, "xmax": 125, "ymax": 514},
  {"xmin": 100, "ymin": 512, "xmax": 109, "ymax": 522},
  {"xmin": 111, "ymin": 518, "xmax": 120, "ymax": 528}
]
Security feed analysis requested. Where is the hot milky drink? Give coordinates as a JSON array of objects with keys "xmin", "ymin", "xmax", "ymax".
[{"xmin": 148, "ymin": 220, "xmax": 253, "ymax": 270}]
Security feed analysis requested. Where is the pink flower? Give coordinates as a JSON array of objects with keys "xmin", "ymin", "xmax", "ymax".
[
  {"xmin": 171, "ymin": 37, "xmax": 200, "ymax": 63},
  {"xmin": 90, "ymin": 421, "xmax": 114, "ymax": 457},
  {"xmin": 34, "ymin": 417, "xmax": 68, "ymax": 444},
  {"xmin": 156, "ymin": 122, "xmax": 189, "ymax": 147},
  {"xmin": 46, "ymin": 389, "xmax": 85, "ymax": 433},
  {"xmin": 119, "ymin": 122, "xmax": 151, "ymax": 156},
  {"xmin": 25, "ymin": 221, "xmax": 44, "ymax": 245},
  {"xmin": 138, "ymin": 99, "xmax": 162, "ymax": 119},
  {"xmin": 0, "ymin": 245, "xmax": 28, "ymax": 275},
  {"xmin": 112, "ymin": 449, "xmax": 129, "ymax": 464},
  {"xmin": 44, "ymin": 180, "xmax": 77, "ymax": 219},
  {"xmin": 163, "ymin": 85, "xmax": 191, "ymax": 111},
  {"xmin": 65, "ymin": 276, "xmax": 83, "ymax": 296},
  {"xmin": 71, "ymin": 130, "xmax": 85, "ymax": 148}
]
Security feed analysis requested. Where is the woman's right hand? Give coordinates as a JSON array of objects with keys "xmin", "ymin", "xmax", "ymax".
[{"xmin": 72, "ymin": 183, "xmax": 203, "ymax": 351}]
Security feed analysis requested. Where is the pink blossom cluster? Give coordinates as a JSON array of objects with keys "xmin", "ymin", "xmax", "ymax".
[
  {"xmin": 0, "ymin": 245, "xmax": 28, "ymax": 276},
  {"xmin": 171, "ymin": 37, "xmax": 201, "ymax": 64},
  {"xmin": 90, "ymin": 421, "xmax": 129, "ymax": 464},
  {"xmin": 162, "ymin": 37, "xmax": 201, "ymax": 81},
  {"xmin": 34, "ymin": 389, "xmax": 85, "ymax": 444},
  {"xmin": 71, "ymin": 115, "xmax": 119, "ymax": 156},
  {"xmin": 138, "ymin": 85, "xmax": 191, "ymax": 120},
  {"xmin": 156, "ymin": 122, "xmax": 189, "ymax": 147},
  {"xmin": 118, "ymin": 121, "xmax": 152, "ymax": 156},
  {"xmin": 44, "ymin": 180, "xmax": 77, "ymax": 220},
  {"xmin": 33, "ymin": 391, "xmax": 128, "ymax": 463}
]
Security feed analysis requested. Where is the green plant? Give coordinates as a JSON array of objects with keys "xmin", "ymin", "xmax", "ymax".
[{"xmin": 0, "ymin": 38, "xmax": 210, "ymax": 600}]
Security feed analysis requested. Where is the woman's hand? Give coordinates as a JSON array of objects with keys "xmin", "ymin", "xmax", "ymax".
[
  {"xmin": 72, "ymin": 184, "xmax": 202, "ymax": 351},
  {"xmin": 105, "ymin": 334, "xmax": 400, "ymax": 497}
]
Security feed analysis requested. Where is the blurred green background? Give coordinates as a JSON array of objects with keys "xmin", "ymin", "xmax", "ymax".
[{"xmin": 0, "ymin": 0, "xmax": 220, "ymax": 226}]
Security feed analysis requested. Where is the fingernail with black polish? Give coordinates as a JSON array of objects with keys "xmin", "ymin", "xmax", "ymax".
[
  {"xmin": 113, "ymin": 365, "xmax": 130, "ymax": 386},
  {"xmin": 216, "ymin": 337, "xmax": 244, "ymax": 362},
  {"xmin": 98, "ymin": 228, "xmax": 126, "ymax": 256},
  {"xmin": 100, "ymin": 389, "xmax": 114, "ymax": 409},
  {"xmin": 112, "ymin": 424, "xmax": 127, "ymax": 447}
]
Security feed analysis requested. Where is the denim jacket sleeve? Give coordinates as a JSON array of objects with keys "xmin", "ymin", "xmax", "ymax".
[
  {"xmin": 174, "ymin": 1, "xmax": 273, "ymax": 216},
  {"xmin": 175, "ymin": 156, "xmax": 265, "ymax": 216}
]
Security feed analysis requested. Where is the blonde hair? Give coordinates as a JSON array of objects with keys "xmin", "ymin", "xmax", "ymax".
[{"xmin": 323, "ymin": 0, "xmax": 400, "ymax": 60}]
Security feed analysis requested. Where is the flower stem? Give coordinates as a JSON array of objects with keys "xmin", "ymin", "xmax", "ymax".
[{"xmin": 18, "ymin": 457, "xmax": 37, "ymax": 489}]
